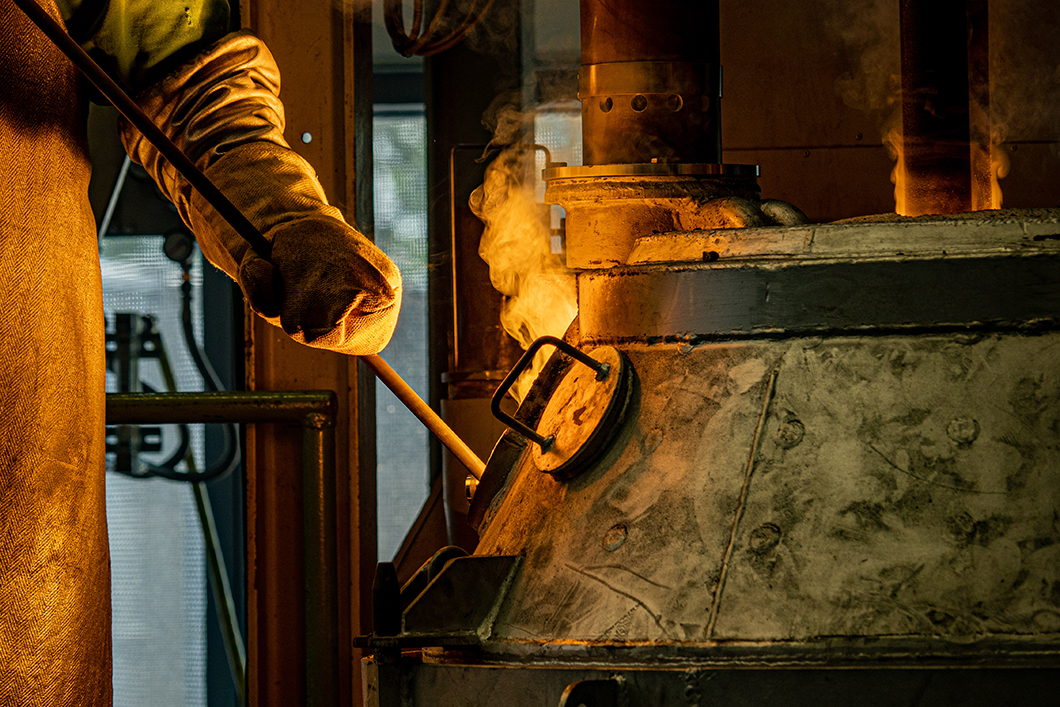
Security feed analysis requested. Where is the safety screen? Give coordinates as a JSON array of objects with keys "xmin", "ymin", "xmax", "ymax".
[
  {"xmin": 373, "ymin": 107, "xmax": 431, "ymax": 561},
  {"xmin": 100, "ymin": 235, "xmax": 207, "ymax": 707}
]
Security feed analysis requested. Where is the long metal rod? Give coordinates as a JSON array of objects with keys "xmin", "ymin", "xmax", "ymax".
[
  {"xmin": 362, "ymin": 354, "xmax": 486, "ymax": 479},
  {"xmin": 11, "ymin": 0, "xmax": 273, "ymax": 260},
  {"xmin": 106, "ymin": 391, "xmax": 337, "ymax": 706},
  {"xmin": 106, "ymin": 391, "xmax": 336, "ymax": 424},
  {"xmin": 18, "ymin": 0, "xmax": 486, "ymax": 483}
]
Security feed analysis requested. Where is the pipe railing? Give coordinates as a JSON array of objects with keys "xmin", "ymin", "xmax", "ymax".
[{"xmin": 106, "ymin": 390, "xmax": 338, "ymax": 707}]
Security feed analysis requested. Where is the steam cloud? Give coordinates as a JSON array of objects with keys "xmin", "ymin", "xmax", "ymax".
[
  {"xmin": 470, "ymin": 145, "xmax": 577, "ymax": 403},
  {"xmin": 822, "ymin": 0, "xmax": 1060, "ymax": 212}
]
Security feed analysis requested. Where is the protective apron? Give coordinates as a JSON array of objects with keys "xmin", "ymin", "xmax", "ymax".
[
  {"xmin": 0, "ymin": 2, "xmax": 402, "ymax": 702},
  {"xmin": 0, "ymin": 0, "xmax": 112, "ymax": 704}
]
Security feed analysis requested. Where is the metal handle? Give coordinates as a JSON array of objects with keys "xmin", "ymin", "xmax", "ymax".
[{"xmin": 490, "ymin": 336, "xmax": 611, "ymax": 452}]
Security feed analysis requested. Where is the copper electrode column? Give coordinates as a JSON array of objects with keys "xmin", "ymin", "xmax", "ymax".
[
  {"xmin": 580, "ymin": 0, "xmax": 722, "ymax": 165},
  {"xmin": 899, "ymin": 0, "xmax": 990, "ymax": 215}
]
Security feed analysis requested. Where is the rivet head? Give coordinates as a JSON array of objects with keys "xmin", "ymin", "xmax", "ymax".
[
  {"xmin": 644, "ymin": 428, "xmax": 663, "ymax": 454},
  {"xmin": 947, "ymin": 418, "xmax": 980, "ymax": 446},
  {"xmin": 603, "ymin": 524, "xmax": 628, "ymax": 552},
  {"xmin": 777, "ymin": 418, "xmax": 805, "ymax": 448},
  {"xmin": 749, "ymin": 523, "xmax": 782, "ymax": 553}
]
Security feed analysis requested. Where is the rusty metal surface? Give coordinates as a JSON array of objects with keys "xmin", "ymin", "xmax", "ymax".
[{"xmin": 473, "ymin": 333, "xmax": 1060, "ymax": 659}]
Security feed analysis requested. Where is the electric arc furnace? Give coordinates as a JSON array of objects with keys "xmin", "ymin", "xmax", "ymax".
[{"xmin": 361, "ymin": 1, "xmax": 1060, "ymax": 705}]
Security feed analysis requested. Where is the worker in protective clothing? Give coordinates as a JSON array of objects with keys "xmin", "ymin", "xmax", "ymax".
[{"xmin": 0, "ymin": 0, "xmax": 401, "ymax": 703}]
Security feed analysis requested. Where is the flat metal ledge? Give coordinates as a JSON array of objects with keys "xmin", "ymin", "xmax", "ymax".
[
  {"xmin": 472, "ymin": 635, "xmax": 1060, "ymax": 669},
  {"xmin": 543, "ymin": 162, "xmax": 759, "ymax": 180},
  {"xmin": 579, "ymin": 253, "xmax": 1060, "ymax": 341}
]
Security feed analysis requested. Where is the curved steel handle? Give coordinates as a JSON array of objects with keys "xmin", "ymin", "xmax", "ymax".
[{"xmin": 490, "ymin": 336, "xmax": 611, "ymax": 452}]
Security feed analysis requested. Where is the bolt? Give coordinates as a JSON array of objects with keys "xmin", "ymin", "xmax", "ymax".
[
  {"xmin": 749, "ymin": 523, "xmax": 782, "ymax": 553},
  {"xmin": 947, "ymin": 418, "xmax": 980, "ymax": 446},
  {"xmin": 465, "ymin": 475, "xmax": 479, "ymax": 502},
  {"xmin": 603, "ymin": 524, "xmax": 628, "ymax": 552},
  {"xmin": 777, "ymin": 418, "xmax": 805, "ymax": 448}
]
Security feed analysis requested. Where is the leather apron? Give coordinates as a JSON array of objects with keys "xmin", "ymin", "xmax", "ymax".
[{"xmin": 0, "ymin": 1, "xmax": 112, "ymax": 704}]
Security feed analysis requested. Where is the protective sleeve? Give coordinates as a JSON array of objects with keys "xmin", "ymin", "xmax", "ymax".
[
  {"xmin": 118, "ymin": 31, "xmax": 402, "ymax": 354},
  {"xmin": 55, "ymin": 0, "xmax": 230, "ymax": 92}
]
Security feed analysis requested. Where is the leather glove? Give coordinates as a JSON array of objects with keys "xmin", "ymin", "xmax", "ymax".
[
  {"xmin": 119, "ymin": 31, "xmax": 401, "ymax": 354},
  {"xmin": 239, "ymin": 214, "xmax": 400, "ymax": 349}
]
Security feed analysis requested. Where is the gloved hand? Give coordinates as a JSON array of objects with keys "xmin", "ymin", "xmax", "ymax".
[
  {"xmin": 119, "ymin": 31, "xmax": 401, "ymax": 354},
  {"xmin": 239, "ymin": 214, "xmax": 401, "ymax": 351}
]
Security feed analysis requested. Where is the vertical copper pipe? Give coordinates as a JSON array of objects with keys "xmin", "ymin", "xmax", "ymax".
[
  {"xmin": 580, "ymin": 0, "xmax": 719, "ymax": 66},
  {"xmin": 579, "ymin": 0, "xmax": 722, "ymax": 165},
  {"xmin": 302, "ymin": 413, "xmax": 337, "ymax": 707},
  {"xmin": 899, "ymin": 0, "xmax": 989, "ymax": 215}
]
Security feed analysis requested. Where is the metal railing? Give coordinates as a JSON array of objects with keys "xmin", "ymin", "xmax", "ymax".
[{"xmin": 106, "ymin": 390, "xmax": 338, "ymax": 706}]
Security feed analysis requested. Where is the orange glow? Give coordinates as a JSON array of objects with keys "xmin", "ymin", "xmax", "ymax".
[
  {"xmin": 884, "ymin": 127, "xmax": 908, "ymax": 215},
  {"xmin": 974, "ymin": 140, "xmax": 1010, "ymax": 212},
  {"xmin": 885, "ymin": 128, "xmax": 1008, "ymax": 216}
]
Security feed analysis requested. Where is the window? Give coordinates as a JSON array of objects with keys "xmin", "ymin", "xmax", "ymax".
[{"xmin": 373, "ymin": 101, "xmax": 431, "ymax": 560}]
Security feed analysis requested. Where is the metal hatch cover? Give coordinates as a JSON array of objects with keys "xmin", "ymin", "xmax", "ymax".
[{"xmin": 531, "ymin": 346, "xmax": 633, "ymax": 478}]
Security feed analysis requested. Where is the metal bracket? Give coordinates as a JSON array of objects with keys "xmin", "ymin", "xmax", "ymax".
[{"xmin": 359, "ymin": 555, "xmax": 523, "ymax": 649}]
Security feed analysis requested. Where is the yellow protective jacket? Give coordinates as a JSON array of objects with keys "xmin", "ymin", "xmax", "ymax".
[{"xmin": 0, "ymin": 1, "xmax": 400, "ymax": 703}]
